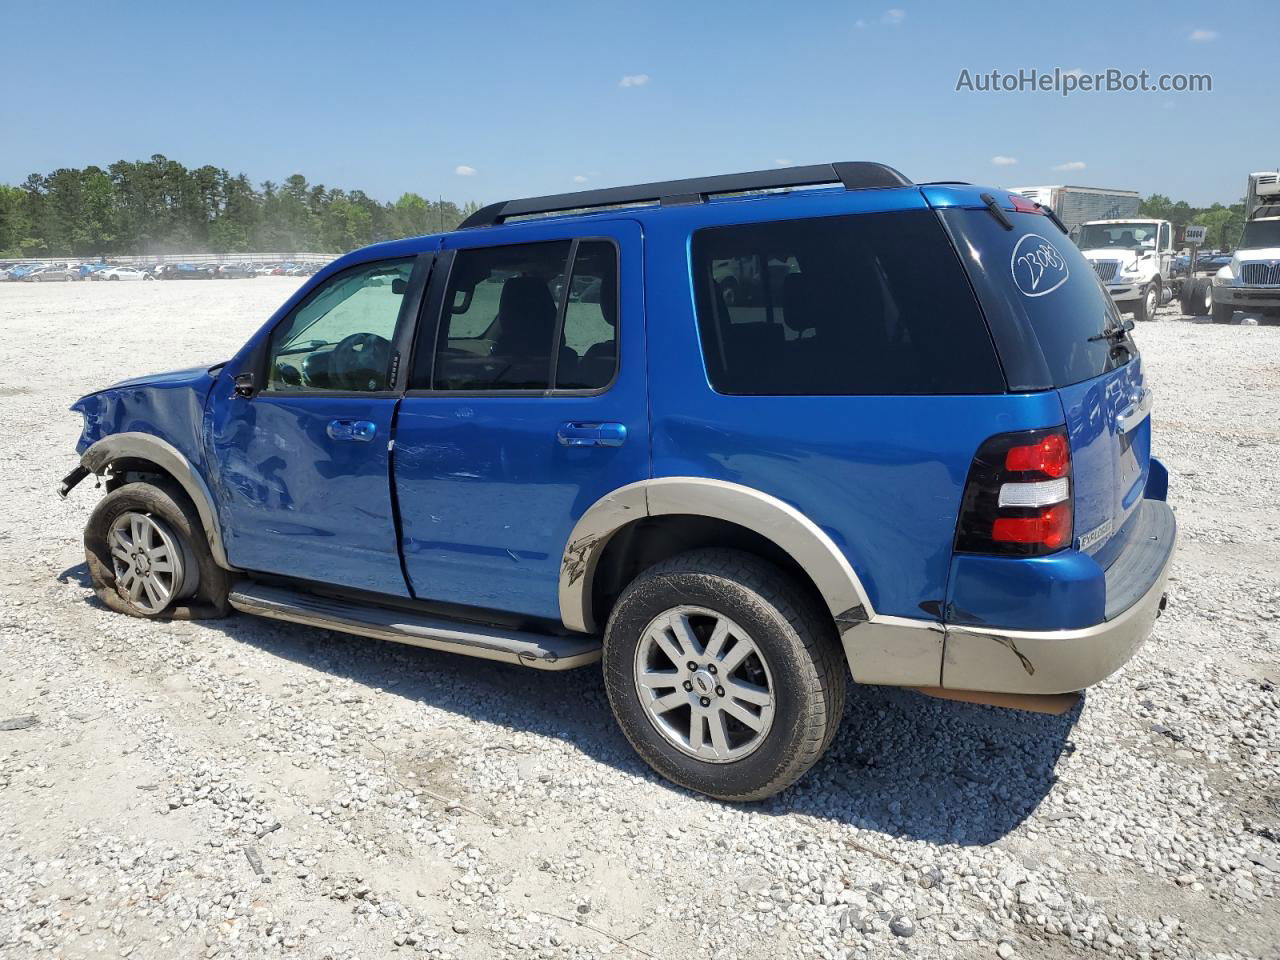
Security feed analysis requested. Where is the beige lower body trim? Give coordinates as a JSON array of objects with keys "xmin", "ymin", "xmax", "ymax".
[{"xmin": 840, "ymin": 616, "xmax": 945, "ymax": 687}]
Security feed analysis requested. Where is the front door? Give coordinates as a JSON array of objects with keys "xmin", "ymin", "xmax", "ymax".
[
  {"xmin": 394, "ymin": 222, "xmax": 647, "ymax": 621},
  {"xmin": 207, "ymin": 255, "xmax": 425, "ymax": 595}
]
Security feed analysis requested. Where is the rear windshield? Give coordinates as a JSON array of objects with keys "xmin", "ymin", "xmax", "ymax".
[
  {"xmin": 937, "ymin": 209, "xmax": 1132, "ymax": 390},
  {"xmin": 690, "ymin": 211, "xmax": 1005, "ymax": 395}
]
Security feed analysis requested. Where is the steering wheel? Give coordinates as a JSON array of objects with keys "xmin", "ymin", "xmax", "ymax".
[{"xmin": 329, "ymin": 332, "xmax": 392, "ymax": 391}]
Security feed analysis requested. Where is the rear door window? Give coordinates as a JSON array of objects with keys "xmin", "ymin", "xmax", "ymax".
[
  {"xmin": 690, "ymin": 211, "xmax": 1005, "ymax": 395},
  {"xmin": 937, "ymin": 209, "xmax": 1133, "ymax": 389}
]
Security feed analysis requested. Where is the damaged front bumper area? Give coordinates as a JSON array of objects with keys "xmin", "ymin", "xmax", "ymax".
[{"xmin": 940, "ymin": 499, "xmax": 1177, "ymax": 695}]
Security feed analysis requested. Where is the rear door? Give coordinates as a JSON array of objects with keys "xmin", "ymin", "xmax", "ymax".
[
  {"xmin": 932, "ymin": 193, "xmax": 1150, "ymax": 556},
  {"xmin": 393, "ymin": 221, "xmax": 647, "ymax": 621}
]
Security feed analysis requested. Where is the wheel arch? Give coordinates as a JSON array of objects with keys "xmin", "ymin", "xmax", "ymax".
[
  {"xmin": 559, "ymin": 478, "xmax": 873, "ymax": 635},
  {"xmin": 81, "ymin": 432, "xmax": 230, "ymax": 569}
]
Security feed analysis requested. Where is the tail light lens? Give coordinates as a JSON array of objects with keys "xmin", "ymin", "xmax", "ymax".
[{"xmin": 955, "ymin": 427, "xmax": 1073, "ymax": 556}]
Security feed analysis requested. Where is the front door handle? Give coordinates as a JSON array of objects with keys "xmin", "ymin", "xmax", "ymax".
[
  {"xmin": 327, "ymin": 419, "xmax": 377, "ymax": 442},
  {"xmin": 557, "ymin": 422, "xmax": 627, "ymax": 448}
]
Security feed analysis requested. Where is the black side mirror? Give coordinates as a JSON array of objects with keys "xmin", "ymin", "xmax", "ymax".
[
  {"xmin": 391, "ymin": 278, "xmax": 407, "ymax": 295},
  {"xmin": 234, "ymin": 372, "xmax": 256, "ymax": 398}
]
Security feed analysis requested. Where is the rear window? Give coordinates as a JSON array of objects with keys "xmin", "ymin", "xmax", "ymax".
[
  {"xmin": 691, "ymin": 211, "xmax": 1004, "ymax": 395},
  {"xmin": 938, "ymin": 209, "xmax": 1132, "ymax": 389}
]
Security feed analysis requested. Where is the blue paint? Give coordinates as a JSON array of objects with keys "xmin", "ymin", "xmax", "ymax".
[{"xmin": 66, "ymin": 177, "xmax": 1171, "ymax": 638}]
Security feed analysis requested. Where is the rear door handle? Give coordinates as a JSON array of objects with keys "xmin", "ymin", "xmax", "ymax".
[
  {"xmin": 556, "ymin": 422, "xmax": 627, "ymax": 448},
  {"xmin": 327, "ymin": 419, "xmax": 377, "ymax": 442},
  {"xmin": 1116, "ymin": 389, "xmax": 1153, "ymax": 435}
]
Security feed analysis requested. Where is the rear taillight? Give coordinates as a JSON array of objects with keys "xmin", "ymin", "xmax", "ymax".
[{"xmin": 955, "ymin": 427, "xmax": 1073, "ymax": 556}]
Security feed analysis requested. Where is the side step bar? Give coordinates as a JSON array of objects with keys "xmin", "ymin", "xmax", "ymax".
[{"xmin": 228, "ymin": 583, "xmax": 601, "ymax": 671}]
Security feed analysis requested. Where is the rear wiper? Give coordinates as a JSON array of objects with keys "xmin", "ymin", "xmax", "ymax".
[
  {"xmin": 1038, "ymin": 203, "xmax": 1069, "ymax": 235},
  {"xmin": 1087, "ymin": 317, "xmax": 1135, "ymax": 343}
]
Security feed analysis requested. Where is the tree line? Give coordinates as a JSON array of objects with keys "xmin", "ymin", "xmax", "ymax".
[
  {"xmin": 0, "ymin": 154, "xmax": 481, "ymax": 258},
  {"xmin": 0, "ymin": 154, "xmax": 1253, "ymax": 258},
  {"xmin": 1138, "ymin": 194, "xmax": 1248, "ymax": 250}
]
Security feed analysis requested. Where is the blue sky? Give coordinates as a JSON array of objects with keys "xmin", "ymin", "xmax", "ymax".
[{"xmin": 2, "ymin": 0, "xmax": 1274, "ymax": 207}]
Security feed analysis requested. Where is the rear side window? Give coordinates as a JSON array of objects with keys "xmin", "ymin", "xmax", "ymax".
[
  {"xmin": 938, "ymin": 209, "xmax": 1131, "ymax": 389},
  {"xmin": 691, "ymin": 211, "xmax": 1005, "ymax": 395}
]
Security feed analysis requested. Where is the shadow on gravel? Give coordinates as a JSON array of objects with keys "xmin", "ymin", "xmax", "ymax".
[
  {"xmin": 195, "ymin": 610, "xmax": 1076, "ymax": 846},
  {"xmin": 56, "ymin": 562, "xmax": 93, "ymax": 589}
]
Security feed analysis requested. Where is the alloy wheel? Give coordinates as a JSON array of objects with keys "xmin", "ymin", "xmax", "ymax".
[
  {"xmin": 633, "ymin": 606, "xmax": 776, "ymax": 763},
  {"xmin": 107, "ymin": 511, "xmax": 189, "ymax": 614}
]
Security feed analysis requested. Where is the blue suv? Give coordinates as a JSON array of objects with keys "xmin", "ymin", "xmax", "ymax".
[{"xmin": 61, "ymin": 162, "xmax": 1176, "ymax": 801}]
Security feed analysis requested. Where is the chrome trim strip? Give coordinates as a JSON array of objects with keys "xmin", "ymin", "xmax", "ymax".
[
  {"xmin": 1117, "ymin": 388, "xmax": 1153, "ymax": 435},
  {"xmin": 230, "ymin": 584, "xmax": 602, "ymax": 671}
]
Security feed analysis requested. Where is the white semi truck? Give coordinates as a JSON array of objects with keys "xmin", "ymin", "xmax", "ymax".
[
  {"xmin": 1073, "ymin": 218, "xmax": 1175, "ymax": 322},
  {"xmin": 1210, "ymin": 172, "xmax": 1280, "ymax": 324}
]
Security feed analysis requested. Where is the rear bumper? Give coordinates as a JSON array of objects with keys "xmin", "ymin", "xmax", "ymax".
[{"xmin": 940, "ymin": 499, "xmax": 1176, "ymax": 695}]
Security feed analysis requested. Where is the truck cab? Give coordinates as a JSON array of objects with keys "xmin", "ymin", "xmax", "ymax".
[
  {"xmin": 1211, "ymin": 172, "xmax": 1280, "ymax": 325},
  {"xmin": 1072, "ymin": 218, "xmax": 1174, "ymax": 322}
]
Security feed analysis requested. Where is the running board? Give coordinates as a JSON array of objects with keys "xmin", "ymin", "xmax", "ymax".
[{"xmin": 228, "ymin": 583, "xmax": 601, "ymax": 670}]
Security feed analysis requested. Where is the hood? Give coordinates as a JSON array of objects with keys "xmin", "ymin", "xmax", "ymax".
[
  {"xmin": 1233, "ymin": 246, "xmax": 1280, "ymax": 262},
  {"xmin": 76, "ymin": 363, "xmax": 223, "ymax": 402},
  {"xmin": 1080, "ymin": 248, "xmax": 1147, "ymax": 264}
]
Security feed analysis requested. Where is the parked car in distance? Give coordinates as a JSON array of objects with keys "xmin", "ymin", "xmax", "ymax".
[
  {"xmin": 98, "ymin": 266, "xmax": 153, "ymax": 282},
  {"xmin": 215, "ymin": 263, "xmax": 256, "ymax": 279},
  {"xmin": 61, "ymin": 162, "xmax": 1176, "ymax": 802},
  {"xmin": 156, "ymin": 263, "xmax": 215, "ymax": 280},
  {"xmin": 24, "ymin": 264, "xmax": 79, "ymax": 281}
]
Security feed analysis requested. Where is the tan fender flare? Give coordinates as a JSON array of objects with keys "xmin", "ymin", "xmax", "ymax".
[
  {"xmin": 81, "ymin": 432, "xmax": 231, "ymax": 570},
  {"xmin": 558, "ymin": 477, "xmax": 944, "ymax": 686}
]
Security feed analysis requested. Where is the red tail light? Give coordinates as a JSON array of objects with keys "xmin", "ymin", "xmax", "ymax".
[{"xmin": 955, "ymin": 427, "xmax": 1073, "ymax": 556}]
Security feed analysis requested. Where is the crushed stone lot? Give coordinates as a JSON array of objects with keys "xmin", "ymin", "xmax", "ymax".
[{"xmin": 0, "ymin": 278, "xmax": 1277, "ymax": 960}]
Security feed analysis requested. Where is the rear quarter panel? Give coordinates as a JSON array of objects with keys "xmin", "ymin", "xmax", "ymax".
[{"xmin": 639, "ymin": 191, "xmax": 1066, "ymax": 620}]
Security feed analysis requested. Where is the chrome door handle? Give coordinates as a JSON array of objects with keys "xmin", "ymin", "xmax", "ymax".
[
  {"xmin": 1116, "ymin": 389, "xmax": 1153, "ymax": 435},
  {"xmin": 327, "ymin": 419, "xmax": 376, "ymax": 442},
  {"xmin": 556, "ymin": 422, "xmax": 627, "ymax": 448}
]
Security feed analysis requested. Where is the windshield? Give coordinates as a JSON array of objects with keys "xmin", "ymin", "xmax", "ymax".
[
  {"xmin": 1239, "ymin": 219, "xmax": 1280, "ymax": 249},
  {"xmin": 1075, "ymin": 222, "xmax": 1159, "ymax": 250}
]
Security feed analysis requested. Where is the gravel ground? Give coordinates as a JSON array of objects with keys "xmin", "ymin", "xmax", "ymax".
[{"xmin": 0, "ymin": 279, "xmax": 1277, "ymax": 960}]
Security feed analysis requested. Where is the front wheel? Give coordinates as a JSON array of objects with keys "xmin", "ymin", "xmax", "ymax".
[
  {"xmin": 602, "ymin": 549, "xmax": 846, "ymax": 802},
  {"xmin": 1212, "ymin": 301, "xmax": 1235, "ymax": 324},
  {"xmin": 84, "ymin": 480, "xmax": 230, "ymax": 619},
  {"xmin": 1133, "ymin": 283, "xmax": 1157, "ymax": 322}
]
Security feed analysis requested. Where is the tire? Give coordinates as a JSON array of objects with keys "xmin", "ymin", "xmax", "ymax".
[
  {"xmin": 84, "ymin": 480, "xmax": 230, "ymax": 619},
  {"xmin": 1133, "ymin": 283, "xmax": 1156, "ymax": 322},
  {"xmin": 1183, "ymin": 278, "xmax": 1212, "ymax": 318},
  {"xmin": 1212, "ymin": 301, "xmax": 1235, "ymax": 325},
  {"xmin": 602, "ymin": 548, "xmax": 846, "ymax": 802}
]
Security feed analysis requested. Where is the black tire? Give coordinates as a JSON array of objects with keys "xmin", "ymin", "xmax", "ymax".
[
  {"xmin": 1182, "ymin": 278, "xmax": 1212, "ymax": 318},
  {"xmin": 602, "ymin": 548, "xmax": 846, "ymax": 802},
  {"xmin": 84, "ymin": 480, "xmax": 230, "ymax": 619},
  {"xmin": 1133, "ymin": 283, "xmax": 1156, "ymax": 322},
  {"xmin": 1212, "ymin": 301, "xmax": 1235, "ymax": 324}
]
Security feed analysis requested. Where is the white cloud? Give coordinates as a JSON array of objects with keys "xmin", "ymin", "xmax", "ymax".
[
  {"xmin": 991, "ymin": 156, "xmax": 1018, "ymax": 166},
  {"xmin": 774, "ymin": 158, "xmax": 793, "ymax": 167},
  {"xmin": 1052, "ymin": 161, "xmax": 1087, "ymax": 172},
  {"xmin": 881, "ymin": 8, "xmax": 905, "ymax": 25},
  {"xmin": 854, "ymin": 18, "xmax": 867, "ymax": 28},
  {"xmin": 619, "ymin": 74, "xmax": 650, "ymax": 88},
  {"xmin": 1189, "ymin": 28, "xmax": 1217, "ymax": 41},
  {"xmin": 455, "ymin": 165, "xmax": 477, "ymax": 177},
  {"xmin": 573, "ymin": 175, "xmax": 589, "ymax": 184},
  {"xmin": 1063, "ymin": 67, "xmax": 1084, "ymax": 77}
]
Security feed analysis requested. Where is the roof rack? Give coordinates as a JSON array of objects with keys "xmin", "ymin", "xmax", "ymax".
[{"xmin": 458, "ymin": 161, "xmax": 912, "ymax": 229}]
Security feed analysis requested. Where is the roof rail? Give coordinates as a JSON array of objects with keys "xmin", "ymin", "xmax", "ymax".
[{"xmin": 458, "ymin": 161, "xmax": 912, "ymax": 229}]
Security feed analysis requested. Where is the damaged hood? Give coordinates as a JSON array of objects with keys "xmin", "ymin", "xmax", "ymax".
[{"xmin": 73, "ymin": 363, "xmax": 224, "ymax": 404}]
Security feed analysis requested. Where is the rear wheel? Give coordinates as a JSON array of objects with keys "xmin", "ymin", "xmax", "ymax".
[
  {"xmin": 85, "ymin": 480, "xmax": 230, "ymax": 619},
  {"xmin": 602, "ymin": 549, "xmax": 845, "ymax": 801},
  {"xmin": 1183, "ymin": 278, "xmax": 1212, "ymax": 317}
]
